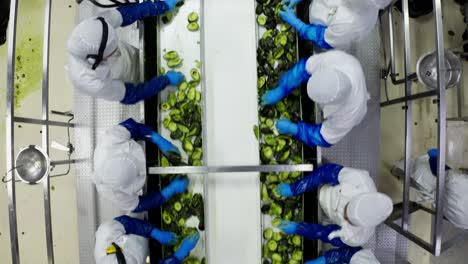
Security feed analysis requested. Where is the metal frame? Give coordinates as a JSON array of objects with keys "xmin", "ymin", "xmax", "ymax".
[
  {"xmin": 148, "ymin": 164, "xmax": 314, "ymax": 175},
  {"xmin": 381, "ymin": 0, "xmax": 466, "ymax": 256},
  {"xmin": 5, "ymin": 0, "xmax": 76, "ymax": 263}
]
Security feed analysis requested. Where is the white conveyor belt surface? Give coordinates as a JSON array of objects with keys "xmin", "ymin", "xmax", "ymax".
[{"xmin": 204, "ymin": 0, "xmax": 262, "ymax": 263}]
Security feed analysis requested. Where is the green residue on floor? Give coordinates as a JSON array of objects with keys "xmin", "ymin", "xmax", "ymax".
[{"xmin": 14, "ymin": 34, "xmax": 42, "ymax": 110}]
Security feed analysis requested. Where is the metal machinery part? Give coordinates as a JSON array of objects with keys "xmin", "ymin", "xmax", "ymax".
[
  {"xmin": 15, "ymin": 145, "xmax": 51, "ymax": 184},
  {"xmin": 380, "ymin": 0, "xmax": 468, "ymax": 257},
  {"xmin": 416, "ymin": 50, "xmax": 461, "ymax": 90}
]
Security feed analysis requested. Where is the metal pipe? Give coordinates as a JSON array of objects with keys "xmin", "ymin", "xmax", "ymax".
[
  {"xmin": 14, "ymin": 116, "xmax": 75, "ymax": 127},
  {"xmin": 432, "ymin": 0, "xmax": 446, "ymax": 256},
  {"xmin": 388, "ymin": 7, "xmax": 396, "ymax": 77},
  {"xmin": 386, "ymin": 222, "xmax": 434, "ymax": 253},
  {"xmin": 200, "ymin": 0, "xmax": 211, "ymax": 262},
  {"xmin": 42, "ymin": 0, "xmax": 54, "ymax": 262},
  {"xmin": 402, "ymin": 0, "xmax": 413, "ymax": 232},
  {"xmin": 50, "ymin": 159, "xmax": 87, "ymax": 166},
  {"xmin": 149, "ymin": 164, "xmax": 314, "ymax": 175},
  {"xmin": 380, "ymin": 90, "xmax": 437, "ymax": 107},
  {"xmin": 6, "ymin": 0, "xmax": 20, "ymax": 263}
]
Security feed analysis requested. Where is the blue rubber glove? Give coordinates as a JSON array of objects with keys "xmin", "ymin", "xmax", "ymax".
[
  {"xmin": 276, "ymin": 119, "xmax": 298, "ymax": 135},
  {"xmin": 151, "ymin": 228, "xmax": 177, "ymax": 245},
  {"xmin": 277, "ymin": 182, "xmax": 293, "ymax": 197},
  {"xmin": 278, "ymin": 220, "xmax": 298, "ymax": 234},
  {"xmin": 284, "ymin": 164, "xmax": 343, "ymax": 196},
  {"xmin": 305, "ymin": 256, "xmax": 326, "ymax": 264},
  {"xmin": 261, "ymin": 58, "xmax": 310, "ymax": 106},
  {"xmin": 121, "ymin": 75, "xmax": 170, "ymax": 104},
  {"xmin": 161, "ymin": 177, "xmax": 189, "ymax": 200},
  {"xmin": 276, "ymin": 119, "xmax": 332, "ymax": 148},
  {"xmin": 174, "ymin": 232, "xmax": 200, "ymax": 261},
  {"xmin": 133, "ymin": 191, "xmax": 166, "ymax": 213},
  {"xmin": 295, "ymin": 223, "xmax": 347, "ymax": 248},
  {"xmin": 115, "ymin": 215, "xmax": 175, "ymax": 245},
  {"xmin": 117, "ymin": 1, "xmax": 171, "ymax": 27},
  {"xmin": 120, "ymin": 118, "xmax": 181, "ymax": 158},
  {"xmin": 296, "ymin": 122, "xmax": 332, "ymax": 148},
  {"xmin": 164, "ymin": 0, "xmax": 181, "ymax": 10},
  {"xmin": 159, "ymin": 256, "xmax": 181, "ymax": 264},
  {"xmin": 323, "ymin": 247, "xmax": 362, "ymax": 264},
  {"xmin": 166, "ymin": 71, "xmax": 185, "ymax": 86},
  {"xmin": 279, "ymin": 9, "xmax": 332, "ymax": 49},
  {"xmin": 282, "ymin": 0, "xmax": 302, "ymax": 9},
  {"xmin": 427, "ymin": 148, "xmax": 451, "ymax": 176}
]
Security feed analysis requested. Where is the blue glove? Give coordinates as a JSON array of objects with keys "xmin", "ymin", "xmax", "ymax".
[
  {"xmin": 115, "ymin": 215, "xmax": 175, "ymax": 245},
  {"xmin": 121, "ymin": 75, "xmax": 170, "ymax": 104},
  {"xmin": 161, "ymin": 177, "xmax": 189, "ymax": 200},
  {"xmin": 150, "ymin": 132, "xmax": 181, "ymax": 158},
  {"xmin": 166, "ymin": 71, "xmax": 185, "ymax": 86},
  {"xmin": 276, "ymin": 119, "xmax": 332, "ymax": 148},
  {"xmin": 277, "ymin": 182, "xmax": 293, "ymax": 197},
  {"xmin": 151, "ymin": 228, "xmax": 177, "ymax": 245},
  {"xmin": 174, "ymin": 232, "xmax": 201, "ymax": 261},
  {"xmin": 285, "ymin": 164, "xmax": 343, "ymax": 196},
  {"xmin": 296, "ymin": 122, "xmax": 332, "ymax": 148},
  {"xmin": 305, "ymin": 256, "xmax": 326, "ymax": 264},
  {"xmin": 279, "ymin": 9, "xmax": 332, "ymax": 49},
  {"xmin": 276, "ymin": 119, "xmax": 298, "ymax": 136},
  {"xmin": 427, "ymin": 148, "xmax": 451, "ymax": 176},
  {"xmin": 261, "ymin": 58, "xmax": 310, "ymax": 106},
  {"xmin": 133, "ymin": 191, "xmax": 167, "ymax": 213},
  {"xmin": 164, "ymin": 0, "xmax": 181, "ymax": 10},
  {"xmin": 117, "ymin": 1, "xmax": 171, "ymax": 27},
  {"xmin": 323, "ymin": 247, "xmax": 362, "ymax": 264},
  {"xmin": 282, "ymin": 0, "xmax": 302, "ymax": 9},
  {"xmin": 120, "ymin": 118, "xmax": 181, "ymax": 158},
  {"xmin": 295, "ymin": 223, "xmax": 347, "ymax": 248},
  {"xmin": 278, "ymin": 220, "xmax": 298, "ymax": 234}
]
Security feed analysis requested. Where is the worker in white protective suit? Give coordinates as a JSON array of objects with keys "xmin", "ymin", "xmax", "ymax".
[
  {"xmin": 277, "ymin": 163, "xmax": 393, "ymax": 264},
  {"xmin": 95, "ymin": 216, "xmax": 200, "ymax": 264},
  {"xmin": 67, "ymin": 0, "xmax": 184, "ymax": 104},
  {"xmin": 261, "ymin": 50, "xmax": 369, "ymax": 148},
  {"xmin": 394, "ymin": 149, "xmax": 468, "ymax": 230},
  {"xmin": 94, "ymin": 118, "xmax": 187, "ymax": 213},
  {"xmin": 279, "ymin": 0, "xmax": 393, "ymax": 50}
]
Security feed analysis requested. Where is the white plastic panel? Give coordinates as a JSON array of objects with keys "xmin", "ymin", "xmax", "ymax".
[{"xmin": 203, "ymin": 0, "xmax": 262, "ymax": 263}]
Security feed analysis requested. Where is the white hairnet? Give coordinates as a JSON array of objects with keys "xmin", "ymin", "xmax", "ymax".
[
  {"xmin": 307, "ymin": 67, "xmax": 352, "ymax": 117},
  {"xmin": 350, "ymin": 249, "xmax": 380, "ymax": 264},
  {"xmin": 347, "ymin": 192, "xmax": 393, "ymax": 227},
  {"xmin": 95, "ymin": 220, "xmax": 148, "ymax": 264},
  {"xmin": 67, "ymin": 17, "xmax": 118, "ymax": 62},
  {"xmin": 98, "ymin": 155, "xmax": 145, "ymax": 195}
]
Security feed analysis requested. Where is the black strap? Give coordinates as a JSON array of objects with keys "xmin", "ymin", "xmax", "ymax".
[
  {"xmin": 112, "ymin": 242, "xmax": 126, "ymax": 264},
  {"xmin": 86, "ymin": 17, "xmax": 108, "ymax": 70}
]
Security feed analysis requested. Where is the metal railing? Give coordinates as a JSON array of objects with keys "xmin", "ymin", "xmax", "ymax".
[
  {"xmin": 5, "ymin": 1, "xmax": 78, "ymax": 263},
  {"xmin": 381, "ymin": 0, "xmax": 466, "ymax": 256}
]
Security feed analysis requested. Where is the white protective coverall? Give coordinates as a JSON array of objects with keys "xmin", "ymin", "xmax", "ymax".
[
  {"xmin": 410, "ymin": 154, "xmax": 468, "ymax": 229},
  {"xmin": 306, "ymin": 50, "xmax": 370, "ymax": 145},
  {"xmin": 95, "ymin": 219, "xmax": 148, "ymax": 264},
  {"xmin": 350, "ymin": 249, "xmax": 380, "ymax": 264},
  {"xmin": 93, "ymin": 125, "xmax": 146, "ymax": 212},
  {"xmin": 319, "ymin": 167, "xmax": 393, "ymax": 246},
  {"xmin": 309, "ymin": 0, "xmax": 392, "ymax": 50},
  {"xmin": 67, "ymin": 9, "xmax": 138, "ymax": 101}
]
